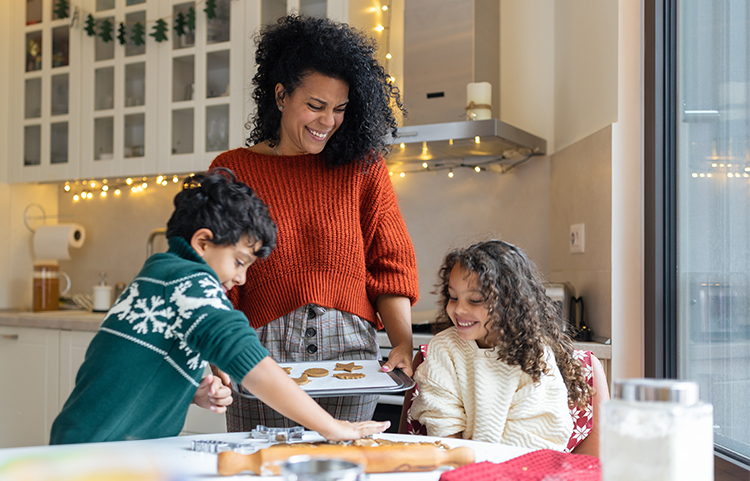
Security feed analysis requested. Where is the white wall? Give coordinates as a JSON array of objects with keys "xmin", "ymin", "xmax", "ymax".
[
  {"xmin": 554, "ymin": 0, "xmax": 619, "ymax": 152},
  {"xmin": 611, "ymin": 0, "xmax": 645, "ymax": 381}
]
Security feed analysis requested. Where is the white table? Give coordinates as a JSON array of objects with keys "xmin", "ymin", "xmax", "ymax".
[{"xmin": 0, "ymin": 432, "xmax": 531, "ymax": 480}]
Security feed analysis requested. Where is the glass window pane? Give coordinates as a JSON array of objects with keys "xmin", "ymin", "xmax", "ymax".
[
  {"xmin": 26, "ymin": 31, "xmax": 42, "ymax": 72},
  {"xmin": 206, "ymin": 0, "xmax": 230, "ymax": 44},
  {"xmin": 52, "ymin": 26, "xmax": 69, "ymax": 68},
  {"xmin": 50, "ymin": 122, "xmax": 68, "ymax": 164},
  {"xmin": 300, "ymin": 0, "xmax": 326, "ymax": 18},
  {"xmin": 24, "ymin": 125, "xmax": 41, "ymax": 166},
  {"xmin": 124, "ymin": 62, "xmax": 145, "ymax": 107},
  {"xmin": 96, "ymin": 0, "xmax": 114, "ymax": 12},
  {"xmin": 172, "ymin": 55, "xmax": 195, "ymax": 101},
  {"xmin": 205, "ymin": 104, "xmax": 228, "ymax": 152},
  {"xmin": 125, "ymin": 11, "xmax": 146, "ymax": 57},
  {"xmin": 124, "ymin": 113, "xmax": 145, "ymax": 158},
  {"xmin": 172, "ymin": 109, "xmax": 194, "ymax": 154},
  {"xmin": 677, "ymin": 0, "xmax": 750, "ymax": 463},
  {"xmin": 262, "ymin": 0, "xmax": 287, "ymax": 26},
  {"xmin": 126, "ymin": 0, "xmax": 146, "ymax": 5},
  {"xmin": 51, "ymin": 74, "xmax": 69, "ymax": 115},
  {"xmin": 95, "ymin": 16, "xmax": 115, "ymax": 61},
  {"xmin": 25, "ymin": 78, "xmax": 42, "ymax": 119},
  {"xmin": 206, "ymin": 50, "xmax": 229, "ymax": 98},
  {"xmin": 95, "ymin": 67, "xmax": 114, "ymax": 110},
  {"xmin": 173, "ymin": 2, "xmax": 195, "ymax": 50},
  {"xmin": 94, "ymin": 117, "xmax": 114, "ymax": 160},
  {"xmin": 27, "ymin": 0, "xmax": 42, "ymax": 25}
]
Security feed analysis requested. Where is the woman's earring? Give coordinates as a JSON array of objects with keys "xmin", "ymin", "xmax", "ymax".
[{"xmin": 278, "ymin": 105, "xmax": 284, "ymax": 111}]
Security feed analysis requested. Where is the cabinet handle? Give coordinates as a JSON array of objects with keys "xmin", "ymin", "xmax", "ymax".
[{"xmin": 1, "ymin": 334, "xmax": 19, "ymax": 340}]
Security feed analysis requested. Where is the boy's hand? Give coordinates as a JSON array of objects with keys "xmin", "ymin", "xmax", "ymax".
[
  {"xmin": 210, "ymin": 364, "xmax": 233, "ymax": 388},
  {"xmin": 192, "ymin": 373, "xmax": 233, "ymax": 413},
  {"xmin": 319, "ymin": 420, "xmax": 391, "ymax": 441}
]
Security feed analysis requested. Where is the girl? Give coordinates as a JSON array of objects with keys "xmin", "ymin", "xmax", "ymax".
[{"xmin": 410, "ymin": 240, "xmax": 592, "ymax": 450}]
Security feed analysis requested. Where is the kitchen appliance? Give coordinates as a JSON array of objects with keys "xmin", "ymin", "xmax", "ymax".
[
  {"xmin": 544, "ymin": 283, "xmax": 573, "ymax": 328},
  {"xmin": 387, "ymin": 0, "xmax": 547, "ymax": 166}
]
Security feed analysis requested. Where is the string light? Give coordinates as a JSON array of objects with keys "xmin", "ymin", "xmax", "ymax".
[
  {"xmin": 61, "ymin": 173, "xmax": 190, "ymax": 203},
  {"xmin": 448, "ymin": 170, "xmax": 454, "ymax": 178}
]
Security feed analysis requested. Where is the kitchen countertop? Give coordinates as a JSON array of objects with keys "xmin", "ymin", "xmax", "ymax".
[
  {"xmin": 0, "ymin": 431, "xmax": 532, "ymax": 480},
  {"xmin": 0, "ymin": 309, "xmax": 104, "ymax": 331}
]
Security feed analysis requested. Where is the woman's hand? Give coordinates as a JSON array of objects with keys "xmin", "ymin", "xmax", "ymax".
[
  {"xmin": 192, "ymin": 373, "xmax": 234, "ymax": 413},
  {"xmin": 377, "ymin": 295, "xmax": 414, "ymax": 377}
]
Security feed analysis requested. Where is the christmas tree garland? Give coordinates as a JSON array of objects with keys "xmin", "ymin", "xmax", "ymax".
[{"xmin": 53, "ymin": 0, "xmax": 219, "ymax": 45}]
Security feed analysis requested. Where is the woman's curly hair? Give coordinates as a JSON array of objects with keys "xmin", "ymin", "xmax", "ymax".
[
  {"xmin": 433, "ymin": 240, "xmax": 592, "ymax": 409},
  {"xmin": 246, "ymin": 14, "xmax": 405, "ymax": 167}
]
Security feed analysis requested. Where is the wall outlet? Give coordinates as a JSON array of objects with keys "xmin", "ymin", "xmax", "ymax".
[{"xmin": 570, "ymin": 223, "xmax": 585, "ymax": 254}]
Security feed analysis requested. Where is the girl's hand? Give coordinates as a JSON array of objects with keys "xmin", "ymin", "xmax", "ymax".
[
  {"xmin": 319, "ymin": 420, "xmax": 391, "ymax": 441},
  {"xmin": 192, "ymin": 373, "xmax": 234, "ymax": 413}
]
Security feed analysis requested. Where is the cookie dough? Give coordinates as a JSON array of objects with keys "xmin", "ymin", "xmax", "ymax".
[
  {"xmin": 334, "ymin": 362, "xmax": 363, "ymax": 372},
  {"xmin": 304, "ymin": 368, "xmax": 329, "ymax": 378},
  {"xmin": 333, "ymin": 372, "xmax": 366, "ymax": 380},
  {"xmin": 292, "ymin": 373, "xmax": 310, "ymax": 385}
]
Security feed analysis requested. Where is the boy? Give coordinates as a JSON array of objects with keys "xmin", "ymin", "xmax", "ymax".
[{"xmin": 50, "ymin": 169, "xmax": 389, "ymax": 444}]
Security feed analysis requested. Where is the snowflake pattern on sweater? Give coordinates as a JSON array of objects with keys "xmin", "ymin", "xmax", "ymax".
[{"xmin": 101, "ymin": 272, "xmax": 231, "ymax": 384}]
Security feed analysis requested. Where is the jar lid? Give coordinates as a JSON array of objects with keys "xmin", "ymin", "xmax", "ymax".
[{"xmin": 613, "ymin": 378, "xmax": 700, "ymax": 405}]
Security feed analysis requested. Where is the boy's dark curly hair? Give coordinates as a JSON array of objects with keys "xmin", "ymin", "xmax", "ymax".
[
  {"xmin": 246, "ymin": 14, "xmax": 405, "ymax": 167},
  {"xmin": 434, "ymin": 240, "xmax": 592, "ymax": 409},
  {"xmin": 166, "ymin": 168, "xmax": 277, "ymax": 259}
]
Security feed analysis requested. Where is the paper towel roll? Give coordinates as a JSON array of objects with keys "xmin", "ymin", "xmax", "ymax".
[{"xmin": 33, "ymin": 224, "xmax": 86, "ymax": 261}]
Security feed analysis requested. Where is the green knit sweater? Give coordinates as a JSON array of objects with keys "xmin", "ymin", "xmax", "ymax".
[{"xmin": 50, "ymin": 237, "xmax": 268, "ymax": 444}]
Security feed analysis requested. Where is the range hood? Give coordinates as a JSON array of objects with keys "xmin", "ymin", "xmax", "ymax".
[{"xmin": 386, "ymin": 0, "xmax": 547, "ymax": 166}]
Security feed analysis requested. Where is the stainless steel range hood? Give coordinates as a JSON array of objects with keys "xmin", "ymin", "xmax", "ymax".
[
  {"xmin": 387, "ymin": 119, "xmax": 547, "ymax": 165},
  {"xmin": 386, "ymin": 0, "xmax": 547, "ymax": 166}
]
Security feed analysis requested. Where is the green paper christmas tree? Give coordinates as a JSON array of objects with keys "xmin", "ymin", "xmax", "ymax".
[
  {"xmin": 99, "ymin": 18, "xmax": 114, "ymax": 43},
  {"xmin": 53, "ymin": 0, "xmax": 69, "ymax": 20},
  {"xmin": 130, "ymin": 22, "xmax": 145, "ymax": 46},
  {"xmin": 84, "ymin": 14, "xmax": 96, "ymax": 37},
  {"xmin": 117, "ymin": 23, "xmax": 127, "ymax": 45},
  {"xmin": 186, "ymin": 6, "xmax": 196, "ymax": 32},
  {"xmin": 204, "ymin": 0, "xmax": 217, "ymax": 20},
  {"xmin": 173, "ymin": 11, "xmax": 187, "ymax": 37},
  {"xmin": 150, "ymin": 19, "xmax": 168, "ymax": 43}
]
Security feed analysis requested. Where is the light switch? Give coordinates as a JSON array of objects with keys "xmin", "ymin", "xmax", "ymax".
[{"xmin": 570, "ymin": 223, "xmax": 585, "ymax": 254}]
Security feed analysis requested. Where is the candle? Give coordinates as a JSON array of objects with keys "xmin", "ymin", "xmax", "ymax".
[{"xmin": 466, "ymin": 82, "xmax": 492, "ymax": 120}]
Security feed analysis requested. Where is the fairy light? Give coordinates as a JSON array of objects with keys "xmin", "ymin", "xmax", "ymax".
[
  {"xmin": 100, "ymin": 191, "xmax": 107, "ymax": 198},
  {"xmin": 385, "ymin": 53, "xmax": 392, "ymax": 59},
  {"xmin": 448, "ymin": 170, "xmax": 454, "ymax": 178},
  {"xmin": 474, "ymin": 136, "xmax": 480, "ymax": 144},
  {"xmin": 114, "ymin": 189, "xmax": 121, "ymax": 195},
  {"xmin": 126, "ymin": 178, "xmax": 133, "ymax": 185},
  {"xmin": 422, "ymin": 162, "xmax": 428, "ymax": 169},
  {"xmin": 64, "ymin": 183, "xmax": 70, "ymax": 192},
  {"xmin": 399, "ymin": 172, "xmax": 405, "ymax": 178},
  {"xmin": 375, "ymin": 24, "xmax": 384, "ymax": 32},
  {"xmin": 90, "ymin": 181, "xmax": 96, "ymax": 188},
  {"xmin": 389, "ymin": 171, "xmax": 393, "ymax": 176},
  {"xmin": 382, "ymin": 5, "xmax": 388, "ymax": 10},
  {"xmin": 173, "ymin": 175, "xmax": 179, "ymax": 183},
  {"xmin": 692, "ymin": 173, "xmax": 698, "ymax": 177},
  {"xmin": 102, "ymin": 185, "xmax": 109, "ymax": 191},
  {"xmin": 399, "ymin": 143, "xmax": 405, "ymax": 149},
  {"xmin": 73, "ymin": 194, "xmax": 80, "ymax": 202},
  {"xmin": 474, "ymin": 166, "xmax": 481, "ymax": 172}
]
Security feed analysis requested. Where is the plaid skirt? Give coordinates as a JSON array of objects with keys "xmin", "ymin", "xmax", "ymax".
[{"xmin": 226, "ymin": 304, "xmax": 381, "ymax": 431}]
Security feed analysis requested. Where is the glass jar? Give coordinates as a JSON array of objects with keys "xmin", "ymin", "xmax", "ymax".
[{"xmin": 601, "ymin": 378, "xmax": 713, "ymax": 481}]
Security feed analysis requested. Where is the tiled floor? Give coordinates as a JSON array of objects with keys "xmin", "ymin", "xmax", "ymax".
[{"xmin": 716, "ymin": 456, "xmax": 750, "ymax": 481}]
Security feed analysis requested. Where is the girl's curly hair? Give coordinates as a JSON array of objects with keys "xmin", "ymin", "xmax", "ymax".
[
  {"xmin": 434, "ymin": 240, "xmax": 592, "ymax": 409},
  {"xmin": 246, "ymin": 14, "xmax": 405, "ymax": 167}
]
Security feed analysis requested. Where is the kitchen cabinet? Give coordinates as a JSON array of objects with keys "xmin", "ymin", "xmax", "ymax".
[
  {"xmin": 9, "ymin": 0, "xmax": 82, "ymax": 182},
  {"xmin": 0, "ymin": 326, "xmax": 60, "ymax": 448},
  {"xmin": 58, "ymin": 330, "xmax": 97, "ymax": 407}
]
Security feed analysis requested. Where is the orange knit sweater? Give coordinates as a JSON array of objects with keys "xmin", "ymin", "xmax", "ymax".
[{"xmin": 210, "ymin": 148, "xmax": 419, "ymax": 330}]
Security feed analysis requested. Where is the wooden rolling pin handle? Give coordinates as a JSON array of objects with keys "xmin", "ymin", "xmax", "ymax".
[{"xmin": 217, "ymin": 446, "xmax": 475, "ymax": 476}]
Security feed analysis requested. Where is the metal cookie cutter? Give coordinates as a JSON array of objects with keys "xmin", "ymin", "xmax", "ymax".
[
  {"xmin": 251, "ymin": 425, "xmax": 305, "ymax": 442},
  {"xmin": 190, "ymin": 439, "xmax": 249, "ymax": 454}
]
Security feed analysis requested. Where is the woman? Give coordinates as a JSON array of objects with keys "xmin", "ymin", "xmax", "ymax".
[{"xmin": 209, "ymin": 14, "xmax": 419, "ymax": 429}]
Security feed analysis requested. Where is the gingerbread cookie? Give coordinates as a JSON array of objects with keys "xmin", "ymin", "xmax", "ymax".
[
  {"xmin": 281, "ymin": 367, "xmax": 293, "ymax": 375},
  {"xmin": 292, "ymin": 373, "xmax": 310, "ymax": 385},
  {"xmin": 334, "ymin": 362, "xmax": 363, "ymax": 372},
  {"xmin": 304, "ymin": 368, "xmax": 329, "ymax": 378},
  {"xmin": 333, "ymin": 372, "xmax": 366, "ymax": 380}
]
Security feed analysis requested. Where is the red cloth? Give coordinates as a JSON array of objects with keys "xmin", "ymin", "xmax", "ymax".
[
  {"xmin": 565, "ymin": 350, "xmax": 595, "ymax": 452},
  {"xmin": 440, "ymin": 450, "xmax": 601, "ymax": 481},
  {"xmin": 210, "ymin": 149, "xmax": 419, "ymax": 329}
]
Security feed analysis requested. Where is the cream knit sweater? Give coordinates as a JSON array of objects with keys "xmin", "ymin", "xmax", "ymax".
[{"xmin": 411, "ymin": 327, "xmax": 573, "ymax": 450}]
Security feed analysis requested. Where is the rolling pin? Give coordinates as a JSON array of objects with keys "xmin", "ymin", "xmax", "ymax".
[{"xmin": 217, "ymin": 444, "xmax": 476, "ymax": 476}]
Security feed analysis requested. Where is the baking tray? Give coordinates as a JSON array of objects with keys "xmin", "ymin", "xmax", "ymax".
[{"xmin": 233, "ymin": 359, "xmax": 414, "ymax": 398}]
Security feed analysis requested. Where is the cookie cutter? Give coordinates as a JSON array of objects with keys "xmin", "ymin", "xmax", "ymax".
[
  {"xmin": 251, "ymin": 425, "xmax": 305, "ymax": 441},
  {"xmin": 190, "ymin": 439, "xmax": 255, "ymax": 454}
]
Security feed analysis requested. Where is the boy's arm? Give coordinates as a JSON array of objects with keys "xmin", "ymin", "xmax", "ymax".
[{"xmin": 241, "ymin": 358, "xmax": 390, "ymax": 441}]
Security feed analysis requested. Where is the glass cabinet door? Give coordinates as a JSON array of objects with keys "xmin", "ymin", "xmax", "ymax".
[
  {"xmin": 157, "ymin": 0, "xmax": 245, "ymax": 174},
  {"xmin": 80, "ymin": 0, "xmax": 158, "ymax": 179},
  {"xmin": 11, "ymin": 0, "xmax": 80, "ymax": 182}
]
